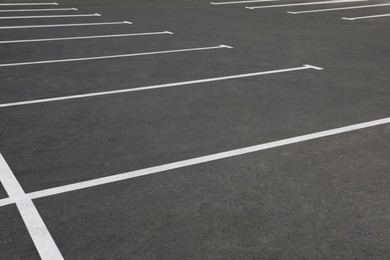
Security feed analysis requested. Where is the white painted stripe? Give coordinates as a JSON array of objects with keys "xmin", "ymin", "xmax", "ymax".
[
  {"xmin": 0, "ymin": 116, "xmax": 388, "ymax": 207},
  {"xmin": 288, "ymin": 3, "xmax": 390, "ymax": 14},
  {"xmin": 0, "ymin": 154, "xmax": 64, "ymax": 260},
  {"xmin": 0, "ymin": 31, "xmax": 173, "ymax": 44},
  {"xmin": 0, "ymin": 21, "xmax": 132, "ymax": 29},
  {"xmin": 211, "ymin": 0, "xmax": 279, "ymax": 5},
  {"xmin": 0, "ymin": 44, "xmax": 231, "ymax": 68},
  {"xmin": 0, "ymin": 2, "xmax": 58, "ymax": 6},
  {"xmin": 246, "ymin": 0, "xmax": 367, "ymax": 9},
  {"xmin": 342, "ymin": 13, "xmax": 390, "ymax": 20},
  {"xmin": 0, "ymin": 64, "xmax": 321, "ymax": 108},
  {"xmin": 0, "ymin": 197, "xmax": 12, "ymax": 207},
  {"xmin": 0, "ymin": 8, "xmax": 78, "ymax": 12},
  {"xmin": 0, "ymin": 13, "xmax": 101, "ymax": 19}
]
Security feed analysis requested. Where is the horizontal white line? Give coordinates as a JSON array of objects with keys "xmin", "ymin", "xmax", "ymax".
[
  {"xmin": 0, "ymin": 7, "xmax": 77, "ymax": 12},
  {"xmin": 342, "ymin": 13, "xmax": 390, "ymax": 20},
  {"xmin": 288, "ymin": 3, "xmax": 390, "ymax": 14},
  {"xmin": 0, "ymin": 44, "xmax": 231, "ymax": 68},
  {"xmin": 211, "ymin": 0, "xmax": 279, "ymax": 5},
  {"xmin": 0, "ymin": 21, "xmax": 132, "ymax": 29},
  {"xmin": 0, "ymin": 2, "xmax": 58, "ymax": 6},
  {"xmin": 1, "ymin": 116, "xmax": 389, "ymax": 207},
  {"xmin": 0, "ymin": 31, "xmax": 173, "ymax": 44},
  {"xmin": 0, "ymin": 13, "xmax": 101, "ymax": 19},
  {"xmin": 246, "ymin": 0, "xmax": 367, "ymax": 9},
  {"xmin": 0, "ymin": 64, "xmax": 321, "ymax": 108},
  {"xmin": 0, "ymin": 154, "xmax": 64, "ymax": 259}
]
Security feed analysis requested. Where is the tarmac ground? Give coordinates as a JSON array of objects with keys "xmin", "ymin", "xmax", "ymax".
[{"xmin": 0, "ymin": 0, "xmax": 389, "ymax": 259}]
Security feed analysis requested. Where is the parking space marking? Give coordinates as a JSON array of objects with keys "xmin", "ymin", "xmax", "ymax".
[
  {"xmin": 0, "ymin": 197, "xmax": 11, "ymax": 207},
  {"xmin": 0, "ymin": 8, "xmax": 78, "ymax": 13},
  {"xmin": 0, "ymin": 13, "xmax": 101, "ymax": 19},
  {"xmin": 0, "ymin": 2, "xmax": 58, "ymax": 6},
  {"xmin": 0, "ymin": 116, "xmax": 389, "ymax": 207},
  {"xmin": 342, "ymin": 13, "xmax": 390, "ymax": 20},
  {"xmin": 288, "ymin": 3, "xmax": 390, "ymax": 14},
  {"xmin": 0, "ymin": 44, "xmax": 232, "ymax": 68},
  {"xmin": 0, "ymin": 64, "xmax": 322, "ymax": 108},
  {"xmin": 0, "ymin": 21, "xmax": 132, "ymax": 29},
  {"xmin": 0, "ymin": 31, "xmax": 174, "ymax": 44},
  {"xmin": 0, "ymin": 154, "xmax": 64, "ymax": 260},
  {"xmin": 210, "ymin": 0, "xmax": 279, "ymax": 5},
  {"xmin": 246, "ymin": 0, "xmax": 367, "ymax": 9}
]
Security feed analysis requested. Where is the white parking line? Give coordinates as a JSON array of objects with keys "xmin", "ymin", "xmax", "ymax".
[
  {"xmin": 342, "ymin": 13, "xmax": 390, "ymax": 20},
  {"xmin": 0, "ymin": 21, "xmax": 132, "ymax": 29},
  {"xmin": 0, "ymin": 64, "xmax": 321, "ymax": 108},
  {"xmin": 246, "ymin": 0, "xmax": 367, "ymax": 9},
  {"xmin": 0, "ymin": 154, "xmax": 64, "ymax": 260},
  {"xmin": 211, "ymin": 0, "xmax": 279, "ymax": 5},
  {"xmin": 0, "ymin": 116, "xmax": 389, "ymax": 207},
  {"xmin": 0, "ymin": 44, "xmax": 231, "ymax": 68},
  {"xmin": 0, "ymin": 31, "xmax": 173, "ymax": 44},
  {"xmin": 0, "ymin": 2, "xmax": 58, "ymax": 6},
  {"xmin": 288, "ymin": 3, "xmax": 390, "ymax": 14},
  {"xmin": 0, "ymin": 197, "xmax": 11, "ymax": 207},
  {"xmin": 0, "ymin": 8, "xmax": 78, "ymax": 12},
  {"xmin": 0, "ymin": 13, "xmax": 101, "ymax": 19}
]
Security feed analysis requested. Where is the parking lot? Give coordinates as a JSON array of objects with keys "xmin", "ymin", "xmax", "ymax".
[{"xmin": 0, "ymin": 0, "xmax": 389, "ymax": 259}]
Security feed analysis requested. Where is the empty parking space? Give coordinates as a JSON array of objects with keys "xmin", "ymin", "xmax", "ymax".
[
  {"xmin": 210, "ymin": 0, "xmax": 390, "ymax": 21},
  {"xmin": 0, "ymin": 66, "xmax": 389, "ymax": 193},
  {"xmin": 1, "ymin": 0, "xmax": 389, "ymax": 259},
  {"xmin": 30, "ymin": 124, "xmax": 390, "ymax": 259}
]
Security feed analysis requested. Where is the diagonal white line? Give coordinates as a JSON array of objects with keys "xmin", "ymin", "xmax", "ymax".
[
  {"xmin": 0, "ymin": 31, "xmax": 173, "ymax": 44},
  {"xmin": 0, "ymin": 21, "xmax": 132, "ymax": 29},
  {"xmin": 0, "ymin": 116, "xmax": 389, "ymax": 208},
  {"xmin": 0, "ymin": 44, "xmax": 231, "ymax": 68},
  {"xmin": 342, "ymin": 13, "xmax": 390, "ymax": 20},
  {"xmin": 287, "ymin": 3, "xmax": 390, "ymax": 14},
  {"xmin": 0, "ymin": 8, "xmax": 78, "ymax": 12},
  {"xmin": 0, "ymin": 197, "xmax": 12, "ymax": 207},
  {"xmin": 0, "ymin": 64, "xmax": 321, "ymax": 108},
  {"xmin": 0, "ymin": 2, "xmax": 58, "ymax": 6},
  {"xmin": 0, "ymin": 13, "xmax": 101, "ymax": 19},
  {"xmin": 0, "ymin": 154, "xmax": 64, "ymax": 260},
  {"xmin": 246, "ymin": 0, "xmax": 367, "ymax": 9}
]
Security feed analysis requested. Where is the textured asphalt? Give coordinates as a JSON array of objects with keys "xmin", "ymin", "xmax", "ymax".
[{"xmin": 0, "ymin": 0, "xmax": 389, "ymax": 259}]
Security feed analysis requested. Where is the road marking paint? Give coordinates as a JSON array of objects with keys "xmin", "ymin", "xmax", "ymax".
[
  {"xmin": 342, "ymin": 13, "xmax": 390, "ymax": 20},
  {"xmin": 0, "ymin": 116, "xmax": 389, "ymax": 206},
  {"xmin": 0, "ymin": 44, "xmax": 231, "ymax": 68},
  {"xmin": 0, "ymin": 197, "xmax": 12, "ymax": 207},
  {"xmin": 0, "ymin": 7, "xmax": 78, "ymax": 12},
  {"xmin": 246, "ymin": 0, "xmax": 367, "ymax": 9},
  {"xmin": 0, "ymin": 31, "xmax": 173, "ymax": 44},
  {"xmin": 0, "ymin": 64, "xmax": 321, "ymax": 108},
  {"xmin": 211, "ymin": 0, "xmax": 279, "ymax": 5},
  {"xmin": 288, "ymin": 3, "xmax": 390, "ymax": 14},
  {"xmin": 0, "ymin": 154, "xmax": 64, "ymax": 260},
  {"xmin": 0, "ymin": 2, "xmax": 58, "ymax": 6},
  {"xmin": 0, "ymin": 21, "xmax": 132, "ymax": 29},
  {"xmin": 0, "ymin": 13, "xmax": 101, "ymax": 19}
]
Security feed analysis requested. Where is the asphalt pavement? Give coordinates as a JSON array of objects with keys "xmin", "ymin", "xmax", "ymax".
[{"xmin": 0, "ymin": 0, "xmax": 389, "ymax": 259}]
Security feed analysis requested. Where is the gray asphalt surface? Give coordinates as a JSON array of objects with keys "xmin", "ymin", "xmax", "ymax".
[{"xmin": 0, "ymin": 0, "xmax": 389, "ymax": 259}]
